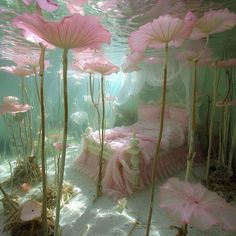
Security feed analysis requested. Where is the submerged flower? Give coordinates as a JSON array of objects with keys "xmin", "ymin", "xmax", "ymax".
[
  {"xmin": 129, "ymin": 11, "xmax": 197, "ymax": 52},
  {"xmin": 159, "ymin": 177, "xmax": 236, "ymax": 231},
  {"xmin": 0, "ymin": 96, "xmax": 32, "ymax": 115},
  {"xmin": 13, "ymin": 13, "xmax": 111, "ymax": 50},
  {"xmin": 0, "ymin": 101, "xmax": 32, "ymax": 116},
  {"xmin": 190, "ymin": 8, "xmax": 236, "ymax": 39},
  {"xmin": 23, "ymin": 0, "xmax": 58, "ymax": 12},
  {"xmin": 177, "ymin": 49, "xmax": 214, "ymax": 66},
  {"xmin": 84, "ymin": 58, "xmax": 120, "ymax": 75},
  {"xmin": 72, "ymin": 49, "xmax": 104, "ymax": 71}
]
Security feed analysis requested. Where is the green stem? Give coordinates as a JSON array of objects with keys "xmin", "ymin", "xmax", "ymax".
[
  {"xmin": 95, "ymin": 74, "xmax": 105, "ymax": 200},
  {"xmin": 39, "ymin": 43, "xmax": 48, "ymax": 236},
  {"xmin": 206, "ymin": 65, "xmax": 217, "ymax": 181},
  {"xmin": 145, "ymin": 43, "xmax": 168, "ymax": 236},
  {"xmin": 89, "ymin": 73, "xmax": 101, "ymax": 135},
  {"xmin": 54, "ymin": 48, "xmax": 68, "ymax": 236},
  {"xmin": 185, "ymin": 61, "xmax": 197, "ymax": 181}
]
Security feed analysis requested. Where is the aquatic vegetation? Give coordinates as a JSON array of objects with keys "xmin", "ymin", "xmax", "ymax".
[
  {"xmin": 0, "ymin": 1, "xmax": 235, "ymax": 236},
  {"xmin": 83, "ymin": 58, "xmax": 120, "ymax": 200},
  {"xmin": 13, "ymin": 11, "xmax": 111, "ymax": 235},
  {"xmin": 2, "ymin": 155, "xmax": 41, "ymax": 191},
  {"xmin": 129, "ymin": 11, "xmax": 197, "ymax": 235}
]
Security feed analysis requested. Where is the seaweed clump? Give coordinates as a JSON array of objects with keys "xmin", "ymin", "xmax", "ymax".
[
  {"xmin": 34, "ymin": 182, "xmax": 74, "ymax": 210},
  {"xmin": 3, "ymin": 156, "xmax": 41, "ymax": 188}
]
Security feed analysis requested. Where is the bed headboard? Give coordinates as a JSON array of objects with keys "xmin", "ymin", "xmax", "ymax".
[{"xmin": 138, "ymin": 103, "xmax": 188, "ymax": 126}]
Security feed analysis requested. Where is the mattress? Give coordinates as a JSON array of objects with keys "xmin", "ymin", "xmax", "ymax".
[{"xmin": 75, "ymin": 118, "xmax": 189, "ymax": 200}]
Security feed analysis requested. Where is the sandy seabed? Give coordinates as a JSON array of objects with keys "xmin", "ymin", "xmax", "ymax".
[{"xmin": 0, "ymin": 144, "xmax": 235, "ymax": 236}]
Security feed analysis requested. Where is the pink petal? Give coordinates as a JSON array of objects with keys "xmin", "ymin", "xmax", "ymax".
[
  {"xmin": 0, "ymin": 102, "xmax": 32, "ymax": 115},
  {"xmin": 190, "ymin": 9, "xmax": 236, "ymax": 39},
  {"xmin": 174, "ymin": 11, "xmax": 197, "ymax": 46},
  {"xmin": 84, "ymin": 59, "xmax": 120, "ymax": 75},
  {"xmin": 159, "ymin": 177, "xmax": 236, "ymax": 231},
  {"xmin": 13, "ymin": 13, "xmax": 111, "ymax": 50},
  {"xmin": 177, "ymin": 49, "xmax": 215, "ymax": 66},
  {"xmin": 129, "ymin": 13, "xmax": 195, "ymax": 52}
]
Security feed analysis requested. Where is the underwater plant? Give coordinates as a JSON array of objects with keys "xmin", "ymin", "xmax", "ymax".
[
  {"xmin": 0, "ymin": 96, "xmax": 33, "ymax": 162},
  {"xmin": 0, "ymin": 65, "xmax": 36, "ymax": 156},
  {"xmin": 185, "ymin": 8, "xmax": 236, "ymax": 182},
  {"xmin": 83, "ymin": 58, "xmax": 120, "ymax": 200},
  {"xmin": 159, "ymin": 177, "xmax": 236, "ymax": 235},
  {"xmin": 13, "ymin": 12, "xmax": 110, "ymax": 236},
  {"xmin": 128, "ymin": 11, "xmax": 197, "ymax": 236},
  {"xmin": 177, "ymin": 49, "xmax": 214, "ymax": 181},
  {"xmin": 208, "ymin": 58, "xmax": 236, "ymax": 179}
]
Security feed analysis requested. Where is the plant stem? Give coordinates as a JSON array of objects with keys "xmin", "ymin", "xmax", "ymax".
[
  {"xmin": 54, "ymin": 48, "xmax": 68, "ymax": 236},
  {"xmin": 145, "ymin": 43, "xmax": 168, "ymax": 236},
  {"xmin": 206, "ymin": 65, "xmax": 217, "ymax": 181},
  {"xmin": 228, "ymin": 125, "xmax": 236, "ymax": 175},
  {"xmin": 89, "ymin": 73, "xmax": 101, "ymax": 136},
  {"xmin": 0, "ymin": 183, "xmax": 18, "ymax": 211},
  {"xmin": 39, "ymin": 43, "xmax": 48, "ymax": 236},
  {"xmin": 185, "ymin": 61, "xmax": 197, "ymax": 181},
  {"xmin": 95, "ymin": 74, "xmax": 105, "ymax": 200}
]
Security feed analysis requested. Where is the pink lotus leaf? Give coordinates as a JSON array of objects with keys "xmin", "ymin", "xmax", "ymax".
[
  {"xmin": 173, "ymin": 11, "xmax": 197, "ymax": 47},
  {"xmin": 84, "ymin": 59, "xmax": 120, "ymax": 75},
  {"xmin": 122, "ymin": 52, "xmax": 144, "ymax": 73},
  {"xmin": 190, "ymin": 9, "xmax": 236, "ymax": 39},
  {"xmin": 159, "ymin": 177, "xmax": 236, "ymax": 231},
  {"xmin": 216, "ymin": 100, "xmax": 236, "ymax": 107},
  {"xmin": 177, "ymin": 49, "xmax": 215, "ymax": 66},
  {"xmin": 0, "ymin": 102, "xmax": 32, "ymax": 116},
  {"xmin": 72, "ymin": 49, "xmax": 104, "ymax": 71},
  {"xmin": 20, "ymin": 200, "xmax": 42, "ymax": 221},
  {"xmin": 13, "ymin": 13, "xmax": 111, "ymax": 50},
  {"xmin": 129, "ymin": 12, "xmax": 196, "ymax": 52},
  {"xmin": 0, "ymin": 66, "xmax": 34, "ymax": 77},
  {"xmin": 23, "ymin": 0, "xmax": 58, "ymax": 12}
]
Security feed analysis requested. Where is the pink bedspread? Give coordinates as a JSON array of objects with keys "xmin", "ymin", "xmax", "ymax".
[{"xmin": 75, "ymin": 120, "xmax": 188, "ymax": 200}]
